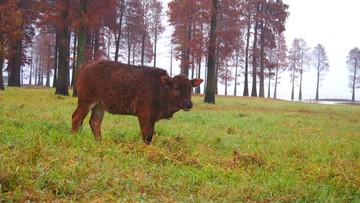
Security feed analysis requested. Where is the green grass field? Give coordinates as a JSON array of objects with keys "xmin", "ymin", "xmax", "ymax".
[{"xmin": 1, "ymin": 87, "xmax": 360, "ymax": 202}]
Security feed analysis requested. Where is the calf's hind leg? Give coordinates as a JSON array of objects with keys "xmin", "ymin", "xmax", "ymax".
[
  {"xmin": 72, "ymin": 103, "xmax": 91, "ymax": 133},
  {"xmin": 89, "ymin": 103, "xmax": 105, "ymax": 141}
]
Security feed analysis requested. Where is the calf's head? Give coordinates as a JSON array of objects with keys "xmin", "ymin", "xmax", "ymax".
[{"xmin": 161, "ymin": 74, "xmax": 203, "ymax": 111}]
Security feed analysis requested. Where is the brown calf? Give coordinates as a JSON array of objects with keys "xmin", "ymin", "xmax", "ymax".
[{"xmin": 71, "ymin": 60, "xmax": 203, "ymax": 144}]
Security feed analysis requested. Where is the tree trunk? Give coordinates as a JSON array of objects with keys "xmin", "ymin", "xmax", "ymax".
[
  {"xmin": 259, "ymin": 21, "xmax": 265, "ymax": 97},
  {"xmin": 127, "ymin": 31, "xmax": 131, "ymax": 65},
  {"xmin": 215, "ymin": 48, "xmax": 219, "ymax": 95},
  {"xmin": 251, "ymin": 21, "xmax": 258, "ymax": 97},
  {"xmin": 73, "ymin": 26, "xmax": 87, "ymax": 97},
  {"xmin": 170, "ymin": 44, "xmax": 173, "ymax": 77},
  {"xmin": 267, "ymin": 74, "xmax": 271, "ymax": 98},
  {"xmin": 153, "ymin": 20, "xmax": 158, "ymax": 67},
  {"xmin": 234, "ymin": 51, "xmax": 238, "ymax": 96},
  {"xmin": 0, "ymin": 57, "xmax": 4, "ymax": 90},
  {"xmin": 195, "ymin": 58, "xmax": 201, "ymax": 94},
  {"xmin": 55, "ymin": 0, "xmax": 70, "ymax": 96},
  {"xmin": 114, "ymin": 0, "xmax": 124, "ymax": 62},
  {"xmin": 315, "ymin": 66, "xmax": 320, "ymax": 100},
  {"xmin": 93, "ymin": 29, "xmax": 100, "ymax": 60},
  {"xmin": 181, "ymin": 24, "xmax": 192, "ymax": 77},
  {"xmin": 273, "ymin": 67, "xmax": 279, "ymax": 99},
  {"xmin": 141, "ymin": 33, "xmax": 145, "ymax": 66},
  {"xmin": 53, "ymin": 30, "xmax": 59, "ymax": 88},
  {"xmin": 352, "ymin": 60, "xmax": 357, "ymax": 102},
  {"xmin": 224, "ymin": 67, "xmax": 228, "ymax": 96},
  {"xmin": 298, "ymin": 71, "xmax": 303, "ymax": 101},
  {"xmin": 291, "ymin": 65, "xmax": 295, "ymax": 100},
  {"xmin": 204, "ymin": 0, "xmax": 218, "ymax": 104},
  {"xmin": 243, "ymin": 12, "xmax": 251, "ymax": 97},
  {"xmin": 8, "ymin": 40, "xmax": 22, "ymax": 87},
  {"xmin": 71, "ymin": 33, "xmax": 77, "ymax": 87}
]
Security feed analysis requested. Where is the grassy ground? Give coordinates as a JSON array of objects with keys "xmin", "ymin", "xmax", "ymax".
[{"xmin": 1, "ymin": 87, "xmax": 360, "ymax": 202}]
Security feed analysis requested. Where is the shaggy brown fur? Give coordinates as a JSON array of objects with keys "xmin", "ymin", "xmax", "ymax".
[{"xmin": 72, "ymin": 60, "xmax": 203, "ymax": 144}]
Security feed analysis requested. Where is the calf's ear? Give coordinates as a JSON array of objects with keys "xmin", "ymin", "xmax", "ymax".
[
  {"xmin": 191, "ymin": 78, "xmax": 203, "ymax": 87},
  {"xmin": 161, "ymin": 76, "xmax": 172, "ymax": 87}
]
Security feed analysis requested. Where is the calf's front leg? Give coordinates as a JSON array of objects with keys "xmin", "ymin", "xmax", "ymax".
[{"xmin": 138, "ymin": 115, "xmax": 155, "ymax": 144}]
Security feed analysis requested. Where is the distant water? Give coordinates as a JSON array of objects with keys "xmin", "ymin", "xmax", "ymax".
[{"xmin": 302, "ymin": 99, "xmax": 360, "ymax": 105}]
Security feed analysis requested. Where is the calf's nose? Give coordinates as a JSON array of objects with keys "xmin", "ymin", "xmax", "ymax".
[{"xmin": 183, "ymin": 101, "xmax": 193, "ymax": 110}]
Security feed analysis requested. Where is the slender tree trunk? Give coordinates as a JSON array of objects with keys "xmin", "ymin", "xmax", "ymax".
[
  {"xmin": 45, "ymin": 42, "xmax": 51, "ymax": 87},
  {"xmin": 181, "ymin": 24, "xmax": 192, "ymax": 77},
  {"xmin": 195, "ymin": 57, "xmax": 201, "ymax": 94},
  {"xmin": 267, "ymin": 74, "xmax": 271, "ymax": 98},
  {"xmin": 291, "ymin": 65, "xmax": 295, "ymax": 100},
  {"xmin": 85, "ymin": 31, "xmax": 92, "ymax": 61},
  {"xmin": 153, "ymin": 20, "xmax": 158, "ymax": 67},
  {"xmin": 273, "ymin": 67, "xmax": 279, "ymax": 99},
  {"xmin": 259, "ymin": 21, "xmax": 265, "ymax": 97},
  {"xmin": 55, "ymin": 0, "xmax": 70, "ymax": 96},
  {"xmin": 215, "ymin": 48, "xmax": 219, "ymax": 95},
  {"xmin": 37, "ymin": 53, "xmax": 42, "ymax": 86},
  {"xmin": 352, "ymin": 60, "xmax": 357, "ymax": 102},
  {"xmin": 73, "ymin": 25, "xmax": 87, "ymax": 97},
  {"xmin": 243, "ymin": 12, "xmax": 251, "ymax": 97},
  {"xmin": 315, "ymin": 66, "xmax": 320, "ymax": 100},
  {"xmin": 93, "ymin": 29, "xmax": 100, "ymax": 60},
  {"xmin": 204, "ymin": 0, "xmax": 218, "ymax": 104},
  {"xmin": 170, "ymin": 44, "xmax": 173, "ymax": 77},
  {"xmin": 251, "ymin": 21, "xmax": 258, "ymax": 97},
  {"xmin": 114, "ymin": 0, "xmax": 124, "ymax": 62},
  {"xmin": 46, "ymin": 63, "xmax": 50, "ymax": 87},
  {"xmin": 34, "ymin": 55, "xmax": 38, "ymax": 85},
  {"xmin": 29, "ymin": 48, "xmax": 33, "ymax": 85},
  {"xmin": 298, "ymin": 70, "xmax": 303, "ymax": 101},
  {"xmin": 234, "ymin": 52, "xmax": 238, "ymax": 96},
  {"xmin": 0, "ymin": 57, "xmax": 4, "ymax": 90},
  {"xmin": 141, "ymin": 33, "xmax": 146, "ymax": 66},
  {"xmin": 196, "ymin": 23, "xmax": 202, "ymax": 94},
  {"xmin": 225, "ymin": 67, "xmax": 228, "ymax": 96},
  {"xmin": 71, "ymin": 33, "xmax": 77, "ymax": 87},
  {"xmin": 8, "ymin": 40, "xmax": 22, "ymax": 87},
  {"xmin": 53, "ymin": 32, "xmax": 59, "ymax": 88},
  {"xmin": 127, "ymin": 32, "xmax": 131, "ymax": 65}
]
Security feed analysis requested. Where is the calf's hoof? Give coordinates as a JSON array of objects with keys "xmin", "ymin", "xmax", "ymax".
[{"xmin": 143, "ymin": 135, "xmax": 153, "ymax": 144}]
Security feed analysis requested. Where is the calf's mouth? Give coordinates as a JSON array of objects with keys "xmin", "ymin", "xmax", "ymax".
[{"xmin": 182, "ymin": 101, "xmax": 193, "ymax": 111}]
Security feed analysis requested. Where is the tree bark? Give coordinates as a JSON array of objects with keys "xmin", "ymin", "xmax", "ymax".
[
  {"xmin": 8, "ymin": 40, "xmax": 22, "ymax": 87},
  {"xmin": 315, "ymin": 65, "xmax": 320, "ymax": 100},
  {"xmin": 73, "ymin": 27, "xmax": 86, "ymax": 97},
  {"xmin": 273, "ymin": 66, "xmax": 279, "ymax": 99},
  {"xmin": 53, "ymin": 31, "xmax": 59, "ymax": 88},
  {"xmin": 114, "ymin": 0, "xmax": 124, "ymax": 62},
  {"xmin": 298, "ymin": 70, "xmax": 303, "ymax": 101},
  {"xmin": 55, "ymin": 0, "xmax": 70, "ymax": 96},
  {"xmin": 204, "ymin": 0, "xmax": 218, "ymax": 104},
  {"xmin": 251, "ymin": 21, "xmax": 258, "ymax": 97},
  {"xmin": 259, "ymin": 21, "xmax": 265, "ymax": 97},
  {"xmin": 291, "ymin": 64, "xmax": 295, "ymax": 100},
  {"xmin": 243, "ymin": 12, "xmax": 251, "ymax": 97},
  {"xmin": 0, "ymin": 57, "xmax": 4, "ymax": 90},
  {"xmin": 352, "ymin": 59, "xmax": 357, "ymax": 102}
]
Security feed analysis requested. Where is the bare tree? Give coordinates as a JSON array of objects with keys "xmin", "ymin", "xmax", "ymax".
[
  {"xmin": 312, "ymin": 43, "xmax": 329, "ymax": 100},
  {"xmin": 347, "ymin": 47, "xmax": 360, "ymax": 102},
  {"xmin": 272, "ymin": 33, "xmax": 288, "ymax": 99},
  {"xmin": 288, "ymin": 38, "xmax": 309, "ymax": 100}
]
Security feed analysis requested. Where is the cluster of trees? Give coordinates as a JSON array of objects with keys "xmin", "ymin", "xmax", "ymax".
[
  {"xmin": 1, "ymin": 0, "xmax": 359, "ymax": 102},
  {"xmin": 0, "ymin": 0, "xmax": 164, "ymax": 95}
]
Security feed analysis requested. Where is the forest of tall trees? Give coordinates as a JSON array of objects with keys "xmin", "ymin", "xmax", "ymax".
[{"xmin": 0, "ymin": 0, "xmax": 344, "ymax": 101}]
